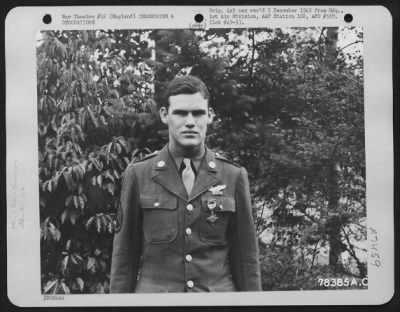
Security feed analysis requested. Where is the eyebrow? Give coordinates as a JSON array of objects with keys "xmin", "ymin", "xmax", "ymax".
[{"xmin": 171, "ymin": 109, "xmax": 207, "ymax": 115}]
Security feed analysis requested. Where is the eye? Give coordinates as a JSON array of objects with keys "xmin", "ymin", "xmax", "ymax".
[
  {"xmin": 192, "ymin": 110, "xmax": 206, "ymax": 117},
  {"xmin": 172, "ymin": 110, "xmax": 188, "ymax": 116}
]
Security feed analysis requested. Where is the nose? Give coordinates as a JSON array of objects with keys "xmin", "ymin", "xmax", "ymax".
[{"xmin": 185, "ymin": 113, "xmax": 195, "ymax": 128}]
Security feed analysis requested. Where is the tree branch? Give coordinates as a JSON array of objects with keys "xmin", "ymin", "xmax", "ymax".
[
  {"xmin": 337, "ymin": 40, "xmax": 363, "ymax": 53},
  {"xmin": 247, "ymin": 29, "xmax": 256, "ymax": 90},
  {"xmin": 309, "ymin": 241, "xmax": 319, "ymax": 270},
  {"xmin": 317, "ymin": 27, "xmax": 326, "ymax": 61},
  {"xmin": 256, "ymin": 201, "xmax": 267, "ymax": 234},
  {"xmin": 341, "ymin": 226, "xmax": 367, "ymax": 277}
]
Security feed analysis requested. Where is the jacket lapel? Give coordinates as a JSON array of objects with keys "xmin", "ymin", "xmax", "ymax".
[
  {"xmin": 151, "ymin": 145, "xmax": 188, "ymax": 202},
  {"xmin": 188, "ymin": 148, "xmax": 222, "ymax": 202},
  {"xmin": 151, "ymin": 145, "xmax": 222, "ymax": 202}
]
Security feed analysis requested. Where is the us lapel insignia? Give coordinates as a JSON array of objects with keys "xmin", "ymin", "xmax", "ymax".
[
  {"xmin": 206, "ymin": 199, "xmax": 219, "ymax": 225},
  {"xmin": 209, "ymin": 184, "xmax": 226, "ymax": 196}
]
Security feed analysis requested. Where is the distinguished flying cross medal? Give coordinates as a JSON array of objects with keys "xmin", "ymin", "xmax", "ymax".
[{"xmin": 206, "ymin": 198, "xmax": 219, "ymax": 225}]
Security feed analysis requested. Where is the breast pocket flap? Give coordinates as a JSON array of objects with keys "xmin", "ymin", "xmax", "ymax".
[
  {"xmin": 219, "ymin": 196, "xmax": 235, "ymax": 212},
  {"xmin": 140, "ymin": 195, "xmax": 177, "ymax": 210}
]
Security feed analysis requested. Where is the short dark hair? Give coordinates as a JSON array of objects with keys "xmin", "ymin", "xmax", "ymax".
[{"xmin": 163, "ymin": 75, "xmax": 209, "ymax": 108}]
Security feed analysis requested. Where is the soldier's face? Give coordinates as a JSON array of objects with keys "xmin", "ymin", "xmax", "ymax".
[{"xmin": 160, "ymin": 92, "xmax": 214, "ymax": 152}]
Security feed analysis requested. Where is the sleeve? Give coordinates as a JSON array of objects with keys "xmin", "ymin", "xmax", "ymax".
[
  {"xmin": 110, "ymin": 166, "xmax": 142, "ymax": 293},
  {"xmin": 228, "ymin": 167, "xmax": 262, "ymax": 291}
]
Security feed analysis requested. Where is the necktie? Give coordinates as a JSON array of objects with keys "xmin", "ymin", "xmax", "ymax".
[{"xmin": 182, "ymin": 158, "xmax": 195, "ymax": 195}]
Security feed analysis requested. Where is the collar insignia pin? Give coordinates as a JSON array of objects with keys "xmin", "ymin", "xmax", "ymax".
[{"xmin": 208, "ymin": 161, "xmax": 216, "ymax": 169}]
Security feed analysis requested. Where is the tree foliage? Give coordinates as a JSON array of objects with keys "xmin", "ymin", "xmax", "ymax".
[
  {"xmin": 38, "ymin": 30, "xmax": 161, "ymax": 294},
  {"xmin": 38, "ymin": 27, "xmax": 365, "ymax": 293}
]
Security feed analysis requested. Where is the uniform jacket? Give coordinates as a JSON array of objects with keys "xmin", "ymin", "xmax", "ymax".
[{"xmin": 110, "ymin": 145, "xmax": 261, "ymax": 293}]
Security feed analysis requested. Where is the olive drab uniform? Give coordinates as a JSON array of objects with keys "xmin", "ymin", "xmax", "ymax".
[{"xmin": 110, "ymin": 145, "xmax": 261, "ymax": 292}]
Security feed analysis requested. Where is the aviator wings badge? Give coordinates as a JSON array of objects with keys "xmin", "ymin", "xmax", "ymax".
[{"xmin": 209, "ymin": 184, "xmax": 226, "ymax": 196}]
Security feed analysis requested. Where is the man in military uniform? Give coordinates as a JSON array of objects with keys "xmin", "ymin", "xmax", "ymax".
[{"xmin": 110, "ymin": 75, "xmax": 261, "ymax": 293}]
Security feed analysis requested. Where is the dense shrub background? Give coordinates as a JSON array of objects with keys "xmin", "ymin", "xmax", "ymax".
[{"xmin": 38, "ymin": 28, "xmax": 366, "ymax": 294}]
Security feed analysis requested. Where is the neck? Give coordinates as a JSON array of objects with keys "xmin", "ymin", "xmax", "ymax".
[{"xmin": 169, "ymin": 141, "xmax": 205, "ymax": 159}]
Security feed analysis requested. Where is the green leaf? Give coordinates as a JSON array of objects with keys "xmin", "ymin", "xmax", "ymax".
[
  {"xmin": 63, "ymin": 171, "xmax": 74, "ymax": 191},
  {"xmin": 61, "ymin": 209, "xmax": 68, "ymax": 224},
  {"xmin": 49, "ymin": 221, "xmax": 61, "ymax": 242},
  {"xmin": 69, "ymin": 208, "xmax": 79, "ymax": 224},
  {"xmin": 52, "ymin": 171, "xmax": 62, "ymax": 188},
  {"xmin": 43, "ymin": 279, "xmax": 58, "ymax": 294},
  {"xmin": 86, "ymin": 257, "xmax": 96, "ymax": 273},
  {"xmin": 76, "ymin": 277, "xmax": 84, "ymax": 292},
  {"xmin": 65, "ymin": 195, "xmax": 73, "ymax": 207},
  {"xmin": 105, "ymin": 170, "xmax": 115, "ymax": 182},
  {"xmin": 51, "ymin": 115, "xmax": 58, "ymax": 132},
  {"xmin": 47, "ymin": 179, "xmax": 53, "ymax": 192},
  {"xmin": 92, "ymin": 158, "xmax": 103, "ymax": 171},
  {"xmin": 99, "ymin": 115, "xmax": 108, "ymax": 126},
  {"xmin": 79, "ymin": 195, "xmax": 86, "ymax": 210},
  {"xmin": 96, "ymin": 215, "xmax": 102, "ymax": 232},
  {"xmin": 107, "ymin": 182, "xmax": 115, "ymax": 196},
  {"xmin": 113, "ymin": 169, "xmax": 120, "ymax": 179},
  {"xmin": 85, "ymin": 216, "xmax": 94, "ymax": 230},
  {"xmin": 60, "ymin": 281, "xmax": 70, "ymax": 294},
  {"xmin": 118, "ymin": 138, "xmax": 129, "ymax": 154},
  {"xmin": 107, "ymin": 219, "xmax": 114, "ymax": 234},
  {"xmin": 66, "ymin": 239, "xmax": 71, "ymax": 251},
  {"xmin": 73, "ymin": 196, "xmax": 79, "ymax": 210},
  {"xmin": 97, "ymin": 174, "xmax": 103, "ymax": 187},
  {"xmin": 123, "ymin": 157, "xmax": 130, "ymax": 166},
  {"xmin": 115, "ymin": 142, "xmax": 122, "ymax": 154},
  {"xmin": 61, "ymin": 255, "xmax": 69, "ymax": 275},
  {"xmin": 87, "ymin": 106, "xmax": 99, "ymax": 128}
]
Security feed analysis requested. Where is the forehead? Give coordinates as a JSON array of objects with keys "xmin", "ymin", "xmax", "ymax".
[{"xmin": 168, "ymin": 92, "xmax": 208, "ymax": 110}]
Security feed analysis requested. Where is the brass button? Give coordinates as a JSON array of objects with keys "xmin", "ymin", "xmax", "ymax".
[
  {"xmin": 157, "ymin": 160, "xmax": 165, "ymax": 168},
  {"xmin": 185, "ymin": 228, "xmax": 192, "ymax": 235},
  {"xmin": 186, "ymin": 204, "xmax": 194, "ymax": 211},
  {"xmin": 186, "ymin": 280, "xmax": 194, "ymax": 288},
  {"xmin": 208, "ymin": 161, "xmax": 216, "ymax": 169},
  {"xmin": 185, "ymin": 254, "xmax": 193, "ymax": 262},
  {"xmin": 154, "ymin": 202, "xmax": 160, "ymax": 207}
]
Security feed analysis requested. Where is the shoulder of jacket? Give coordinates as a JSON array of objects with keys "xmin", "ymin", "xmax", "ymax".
[
  {"xmin": 214, "ymin": 152, "xmax": 241, "ymax": 168},
  {"xmin": 136, "ymin": 150, "xmax": 159, "ymax": 163},
  {"xmin": 124, "ymin": 150, "xmax": 159, "ymax": 172}
]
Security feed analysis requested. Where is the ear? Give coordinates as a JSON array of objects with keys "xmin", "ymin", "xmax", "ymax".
[
  {"xmin": 160, "ymin": 106, "xmax": 168, "ymax": 124},
  {"xmin": 207, "ymin": 107, "xmax": 215, "ymax": 125}
]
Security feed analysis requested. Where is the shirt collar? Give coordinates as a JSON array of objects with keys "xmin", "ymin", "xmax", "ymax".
[{"xmin": 168, "ymin": 145, "xmax": 205, "ymax": 174}]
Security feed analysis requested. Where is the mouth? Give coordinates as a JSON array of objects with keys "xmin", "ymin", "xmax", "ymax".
[{"xmin": 182, "ymin": 131, "xmax": 198, "ymax": 135}]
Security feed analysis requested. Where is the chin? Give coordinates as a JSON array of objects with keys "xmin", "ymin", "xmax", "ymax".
[{"xmin": 179, "ymin": 139, "xmax": 201, "ymax": 148}]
